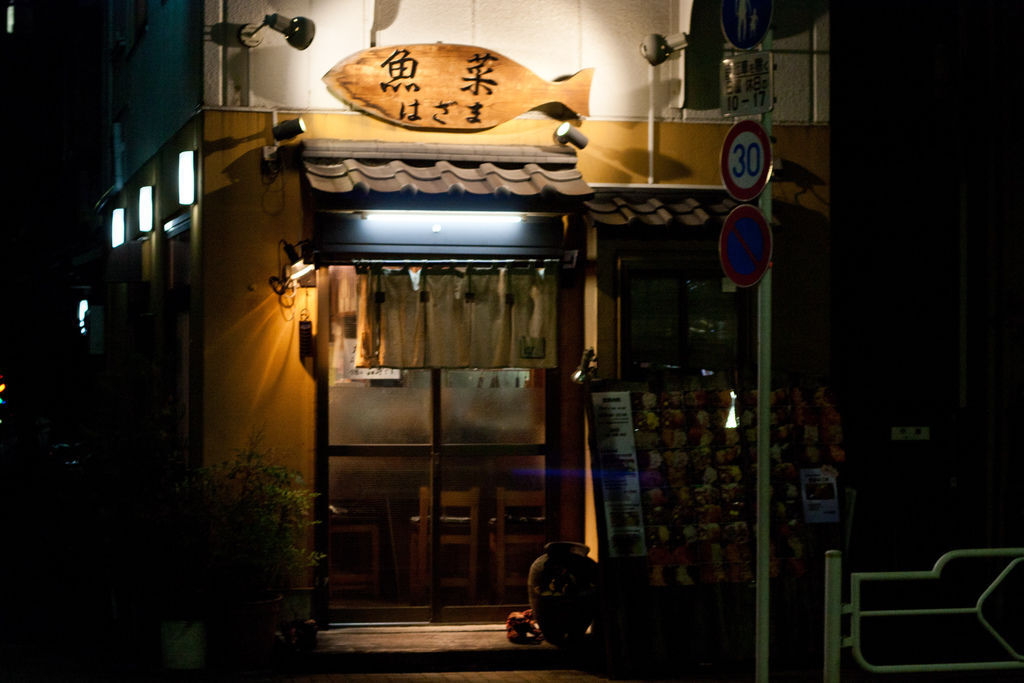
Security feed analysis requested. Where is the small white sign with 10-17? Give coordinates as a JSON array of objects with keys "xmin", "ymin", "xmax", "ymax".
[{"xmin": 721, "ymin": 52, "xmax": 773, "ymax": 117}]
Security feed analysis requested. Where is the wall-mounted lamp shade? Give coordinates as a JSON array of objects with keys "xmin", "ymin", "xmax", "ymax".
[
  {"xmin": 178, "ymin": 151, "xmax": 195, "ymax": 205},
  {"xmin": 239, "ymin": 13, "xmax": 315, "ymax": 50},
  {"xmin": 283, "ymin": 241, "xmax": 302, "ymax": 265},
  {"xmin": 571, "ymin": 348, "xmax": 596, "ymax": 384},
  {"xmin": 272, "ymin": 117, "xmax": 306, "ymax": 142},
  {"xmin": 554, "ymin": 122, "xmax": 588, "ymax": 149},
  {"xmin": 138, "ymin": 185, "xmax": 153, "ymax": 232},
  {"xmin": 268, "ymin": 13, "xmax": 315, "ymax": 50},
  {"xmin": 640, "ymin": 32, "xmax": 689, "ymax": 66},
  {"xmin": 270, "ymin": 240, "xmax": 314, "ymax": 294},
  {"xmin": 111, "ymin": 208, "xmax": 125, "ymax": 248}
]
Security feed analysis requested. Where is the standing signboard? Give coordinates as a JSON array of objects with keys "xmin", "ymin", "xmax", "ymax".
[
  {"xmin": 720, "ymin": 119, "xmax": 773, "ymax": 202},
  {"xmin": 591, "ymin": 391, "xmax": 646, "ymax": 558}
]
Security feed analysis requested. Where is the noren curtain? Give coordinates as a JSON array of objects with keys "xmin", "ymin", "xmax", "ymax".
[{"xmin": 354, "ymin": 265, "xmax": 558, "ymax": 369}]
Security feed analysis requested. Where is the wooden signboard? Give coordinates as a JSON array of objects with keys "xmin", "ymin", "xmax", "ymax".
[{"xmin": 323, "ymin": 43, "xmax": 593, "ymax": 131}]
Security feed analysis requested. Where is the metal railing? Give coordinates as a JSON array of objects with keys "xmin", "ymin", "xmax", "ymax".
[{"xmin": 824, "ymin": 548, "xmax": 1024, "ymax": 682}]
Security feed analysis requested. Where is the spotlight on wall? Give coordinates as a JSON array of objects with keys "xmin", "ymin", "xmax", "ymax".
[
  {"xmin": 270, "ymin": 239, "xmax": 314, "ymax": 295},
  {"xmin": 640, "ymin": 31, "xmax": 688, "ymax": 66},
  {"xmin": 553, "ymin": 122, "xmax": 588, "ymax": 150},
  {"xmin": 263, "ymin": 118, "xmax": 306, "ymax": 177},
  {"xmin": 272, "ymin": 117, "xmax": 306, "ymax": 142},
  {"xmin": 571, "ymin": 348, "xmax": 597, "ymax": 384},
  {"xmin": 239, "ymin": 13, "xmax": 316, "ymax": 50}
]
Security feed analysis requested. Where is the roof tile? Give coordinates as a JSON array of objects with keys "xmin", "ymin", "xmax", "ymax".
[
  {"xmin": 584, "ymin": 189, "xmax": 740, "ymax": 233},
  {"xmin": 302, "ymin": 139, "xmax": 591, "ymax": 211}
]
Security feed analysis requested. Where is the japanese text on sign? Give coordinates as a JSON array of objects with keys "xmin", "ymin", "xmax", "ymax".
[
  {"xmin": 721, "ymin": 52, "xmax": 774, "ymax": 117},
  {"xmin": 592, "ymin": 391, "xmax": 648, "ymax": 558},
  {"xmin": 379, "ymin": 48, "xmax": 496, "ymax": 126}
]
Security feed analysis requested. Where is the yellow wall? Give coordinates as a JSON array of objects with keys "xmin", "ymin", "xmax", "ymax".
[
  {"xmin": 196, "ymin": 108, "xmax": 830, "ymax": 482},
  {"xmin": 200, "ymin": 110, "xmax": 316, "ymax": 481}
]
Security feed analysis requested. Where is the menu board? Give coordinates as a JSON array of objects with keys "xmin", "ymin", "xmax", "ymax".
[{"xmin": 591, "ymin": 391, "xmax": 647, "ymax": 558}]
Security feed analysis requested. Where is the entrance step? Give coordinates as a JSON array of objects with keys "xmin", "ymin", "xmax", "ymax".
[{"xmin": 294, "ymin": 624, "xmax": 600, "ymax": 674}]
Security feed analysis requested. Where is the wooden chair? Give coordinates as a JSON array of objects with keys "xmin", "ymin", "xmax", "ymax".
[
  {"xmin": 410, "ymin": 486, "xmax": 480, "ymax": 602},
  {"xmin": 491, "ymin": 487, "xmax": 546, "ymax": 604},
  {"xmin": 329, "ymin": 503, "xmax": 381, "ymax": 597}
]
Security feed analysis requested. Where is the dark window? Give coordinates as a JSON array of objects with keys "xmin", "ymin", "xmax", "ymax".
[{"xmin": 621, "ymin": 263, "xmax": 748, "ymax": 383}]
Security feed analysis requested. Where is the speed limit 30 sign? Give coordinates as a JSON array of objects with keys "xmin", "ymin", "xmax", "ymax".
[{"xmin": 720, "ymin": 119, "xmax": 773, "ymax": 202}]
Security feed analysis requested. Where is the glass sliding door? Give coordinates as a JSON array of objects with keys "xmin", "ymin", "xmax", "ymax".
[{"xmin": 325, "ymin": 266, "xmax": 548, "ymax": 623}]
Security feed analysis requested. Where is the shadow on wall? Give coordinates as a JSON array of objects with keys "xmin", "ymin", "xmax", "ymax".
[
  {"xmin": 371, "ymin": 0, "xmax": 401, "ymax": 45},
  {"xmin": 774, "ymin": 158, "xmax": 828, "ymax": 207},
  {"xmin": 206, "ymin": 22, "xmax": 247, "ymax": 48}
]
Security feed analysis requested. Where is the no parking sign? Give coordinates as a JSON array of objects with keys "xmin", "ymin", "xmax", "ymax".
[
  {"xmin": 719, "ymin": 204, "xmax": 772, "ymax": 287},
  {"xmin": 720, "ymin": 119, "xmax": 773, "ymax": 202}
]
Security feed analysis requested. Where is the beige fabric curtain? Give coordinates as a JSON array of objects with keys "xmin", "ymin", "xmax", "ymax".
[{"xmin": 355, "ymin": 265, "xmax": 557, "ymax": 369}]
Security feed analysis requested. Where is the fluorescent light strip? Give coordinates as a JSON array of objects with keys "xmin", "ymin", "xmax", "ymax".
[
  {"xmin": 78, "ymin": 300, "xmax": 89, "ymax": 335},
  {"xmin": 139, "ymin": 185, "xmax": 153, "ymax": 232},
  {"xmin": 289, "ymin": 262, "xmax": 315, "ymax": 281},
  {"xmin": 111, "ymin": 208, "xmax": 125, "ymax": 248},
  {"xmin": 365, "ymin": 212, "xmax": 523, "ymax": 224},
  {"xmin": 178, "ymin": 151, "xmax": 195, "ymax": 205}
]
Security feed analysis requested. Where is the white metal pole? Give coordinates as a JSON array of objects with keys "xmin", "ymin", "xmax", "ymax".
[
  {"xmin": 754, "ymin": 26, "xmax": 774, "ymax": 683},
  {"xmin": 755, "ymin": 243, "xmax": 772, "ymax": 683},
  {"xmin": 824, "ymin": 550, "xmax": 843, "ymax": 683}
]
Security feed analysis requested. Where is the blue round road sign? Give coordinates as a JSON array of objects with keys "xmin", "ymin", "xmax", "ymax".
[
  {"xmin": 719, "ymin": 204, "xmax": 772, "ymax": 287},
  {"xmin": 721, "ymin": 0, "xmax": 773, "ymax": 50}
]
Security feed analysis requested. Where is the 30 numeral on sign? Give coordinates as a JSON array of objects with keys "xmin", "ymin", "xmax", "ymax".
[{"xmin": 731, "ymin": 142, "xmax": 762, "ymax": 181}]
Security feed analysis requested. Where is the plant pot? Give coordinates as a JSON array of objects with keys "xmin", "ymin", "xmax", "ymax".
[
  {"xmin": 527, "ymin": 541, "xmax": 598, "ymax": 648},
  {"xmin": 160, "ymin": 619, "xmax": 207, "ymax": 670},
  {"xmin": 217, "ymin": 593, "xmax": 283, "ymax": 671}
]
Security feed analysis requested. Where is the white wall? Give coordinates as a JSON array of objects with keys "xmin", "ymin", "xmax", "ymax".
[{"xmin": 205, "ymin": 0, "xmax": 827, "ymax": 124}]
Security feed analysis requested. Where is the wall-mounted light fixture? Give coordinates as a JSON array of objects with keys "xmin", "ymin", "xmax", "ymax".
[
  {"xmin": 283, "ymin": 240, "xmax": 315, "ymax": 280},
  {"xmin": 553, "ymin": 122, "xmax": 589, "ymax": 149},
  {"xmin": 270, "ymin": 239, "xmax": 314, "ymax": 295},
  {"xmin": 263, "ymin": 117, "xmax": 307, "ymax": 178},
  {"xmin": 273, "ymin": 117, "xmax": 306, "ymax": 142},
  {"xmin": 138, "ymin": 185, "xmax": 153, "ymax": 232},
  {"xmin": 111, "ymin": 207, "xmax": 125, "ymax": 248},
  {"xmin": 239, "ymin": 13, "xmax": 316, "ymax": 50},
  {"xmin": 178, "ymin": 150, "xmax": 195, "ymax": 205},
  {"xmin": 640, "ymin": 31, "xmax": 689, "ymax": 66},
  {"xmin": 571, "ymin": 348, "xmax": 597, "ymax": 384}
]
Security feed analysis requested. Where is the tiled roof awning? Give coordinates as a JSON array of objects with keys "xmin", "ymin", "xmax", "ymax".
[
  {"xmin": 584, "ymin": 187, "xmax": 745, "ymax": 238},
  {"xmin": 302, "ymin": 139, "xmax": 593, "ymax": 212}
]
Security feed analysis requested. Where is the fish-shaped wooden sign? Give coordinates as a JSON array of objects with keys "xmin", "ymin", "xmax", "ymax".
[{"xmin": 323, "ymin": 43, "xmax": 593, "ymax": 131}]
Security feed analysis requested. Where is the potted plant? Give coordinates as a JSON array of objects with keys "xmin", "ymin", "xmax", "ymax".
[{"xmin": 199, "ymin": 433, "xmax": 323, "ymax": 669}]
